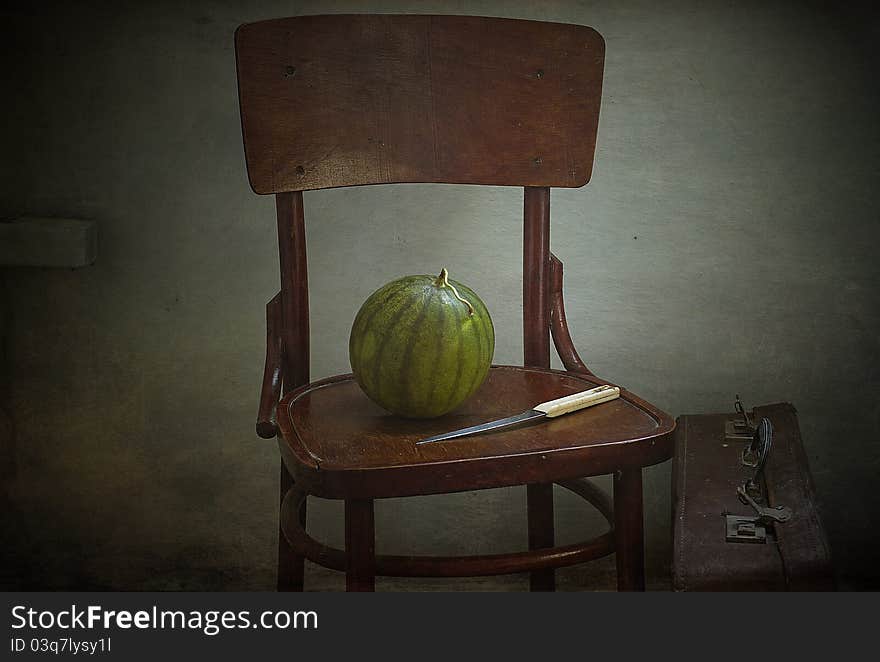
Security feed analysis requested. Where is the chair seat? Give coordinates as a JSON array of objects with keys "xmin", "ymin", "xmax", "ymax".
[{"xmin": 277, "ymin": 365, "xmax": 675, "ymax": 499}]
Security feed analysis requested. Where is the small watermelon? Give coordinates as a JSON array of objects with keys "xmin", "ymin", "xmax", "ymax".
[{"xmin": 349, "ymin": 268, "xmax": 495, "ymax": 418}]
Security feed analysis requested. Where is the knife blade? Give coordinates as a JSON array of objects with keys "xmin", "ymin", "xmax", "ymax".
[{"xmin": 416, "ymin": 384, "xmax": 620, "ymax": 444}]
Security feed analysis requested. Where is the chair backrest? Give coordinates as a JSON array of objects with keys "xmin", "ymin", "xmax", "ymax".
[{"xmin": 234, "ymin": 14, "xmax": 605, "ymax": 391}]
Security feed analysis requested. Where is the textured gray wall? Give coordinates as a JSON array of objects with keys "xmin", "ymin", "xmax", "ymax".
[{"xmin": 2, "ymin": 1, "xmax": 878, "ymax": 590}]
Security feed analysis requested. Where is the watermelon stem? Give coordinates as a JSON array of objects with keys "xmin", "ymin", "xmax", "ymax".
[{"xmin": 435, "ymin": 268, "xmax": 475, "ymax": 316}]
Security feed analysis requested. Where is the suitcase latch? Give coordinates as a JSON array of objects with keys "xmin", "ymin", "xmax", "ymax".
[
  {"xmin": 725, "ymin": 406, "xmax": 793, "ymax": 543},
  {"xmin": 737, "ymin": 485, "xmax": 792, "ymax": 523},
  {"xmin": 726, "ymin": 481, "xmax": 794, "ymax": 543},
  {"xmin": 724, "ymin": 394, "xmax": 754, "ymax": 442},
  {"xmin": 725, "ymin": 515, "xmax": 767, "ymax": 543}
]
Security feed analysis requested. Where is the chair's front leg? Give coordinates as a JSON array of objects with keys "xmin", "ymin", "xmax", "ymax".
[
  {"xmin": 345, "ymin": 498, "xmax": 376, "ymax": 592},
  {"xmin": 527, "ymin": 483, "xmax": 556, "ymax": 591},
  {"xmin": 277, "ymin": 462, "xmax": 306, "ymax": 591},
  {"xmin": 613, "ymin": 468, "xmax": 646, "ymax": 591}
]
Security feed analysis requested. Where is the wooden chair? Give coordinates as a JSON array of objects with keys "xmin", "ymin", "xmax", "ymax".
[{"xmin": 234, "ymin": 14, "xmax": 675, "ymax": 591}]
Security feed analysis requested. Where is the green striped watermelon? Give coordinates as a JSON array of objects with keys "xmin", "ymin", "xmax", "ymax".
[{"xmin": 349, "ymin": 268, "xmax": 495, "ymax": 418}]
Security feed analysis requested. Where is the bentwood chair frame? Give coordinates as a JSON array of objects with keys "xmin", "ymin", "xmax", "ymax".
[{"xmin": 234, "ymin": 14, "xmax": 675, "ymax": 591}]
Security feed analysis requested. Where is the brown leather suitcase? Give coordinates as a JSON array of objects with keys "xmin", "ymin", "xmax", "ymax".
[{"xmin": 672, "ymin": 401, "xmax": 833, "ymax": 590}]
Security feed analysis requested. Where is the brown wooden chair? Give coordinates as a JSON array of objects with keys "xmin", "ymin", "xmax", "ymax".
[{"xmin": 234, "ymin": 14, "xmax": 675, "ymax": 591}]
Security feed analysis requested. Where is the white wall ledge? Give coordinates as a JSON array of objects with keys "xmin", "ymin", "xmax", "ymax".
[{"xmin": 0, "ymin": 217, "xmax": 97, "ymax": 268}]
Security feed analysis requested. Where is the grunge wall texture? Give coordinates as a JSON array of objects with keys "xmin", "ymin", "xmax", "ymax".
[{"xmin": 2, "ymin": 0, "xmax": 878, "ymax": 590}]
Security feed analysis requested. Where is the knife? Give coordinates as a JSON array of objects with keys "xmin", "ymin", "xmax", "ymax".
[{"xmin": 415, "ymin": 384, "xmax": 621, "ymax": 444}]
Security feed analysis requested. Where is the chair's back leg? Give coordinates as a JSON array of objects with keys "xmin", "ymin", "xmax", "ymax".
[
  {"xmin": 523, "ymin": 186, "xmax": 556, "ymax": 591},
  {"xmin": 275, "ymin": 191, "xmax": 311, "ymax": 591},
  {"xmin": 345, "ymin": 499, "xmax": 376, "ymax": 591}
]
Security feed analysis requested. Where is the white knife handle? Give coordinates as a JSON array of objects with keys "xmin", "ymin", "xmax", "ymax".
[{"xmin": 533, "ymin": 385, "xmax": 620, "ymax": 418}]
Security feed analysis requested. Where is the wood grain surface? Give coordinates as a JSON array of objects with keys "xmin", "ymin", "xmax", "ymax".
[
  {"xmin": 235, "ymin": 14, "xmax": 604, "ymax": 193},
  {"xmin": 276, "ymin": 365, "xmax": 673, "ymax": 499}
]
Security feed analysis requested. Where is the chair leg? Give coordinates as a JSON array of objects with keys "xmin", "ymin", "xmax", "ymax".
[
  {"xmin": 613, "ymin": 468, "xmax": 646, "ymax": 591},
  {"xmin": 345, "ymin": 498, "xmax": 376, "ymax": 592},
  {"xmin": 527, "ymin": 483, "xmax": 556, "ymax": 591},
  {"xmin": 277, "ymin": 462, "xmax": 306, "ymax": 591}
]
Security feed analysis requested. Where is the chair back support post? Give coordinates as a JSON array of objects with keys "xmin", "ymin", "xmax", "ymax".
[
  {"xmin": 523, "ymin": 186, "xmax": 551, "ymax": 368},
  {"xmin": 276, "ymin": 191, "xmax": 310, "ymax": 392}
]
